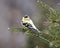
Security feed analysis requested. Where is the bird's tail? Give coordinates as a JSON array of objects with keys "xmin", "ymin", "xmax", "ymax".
[{"xmin": 36, "ymin": 28, "xmax": 40, "ymax": 33}]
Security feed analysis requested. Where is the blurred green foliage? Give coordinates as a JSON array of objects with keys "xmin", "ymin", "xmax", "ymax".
[{"xmin": 10, "ymin": 0, "xmax": 60, "ymax": 48}]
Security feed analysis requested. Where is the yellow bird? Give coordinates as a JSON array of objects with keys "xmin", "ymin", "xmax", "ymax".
[{"xmin": 21, "ymin": 15, "xmax": 40, "ymax": 32}]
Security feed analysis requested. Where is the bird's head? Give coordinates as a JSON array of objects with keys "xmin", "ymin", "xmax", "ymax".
[{"xmin": 22, "ymin": 15, "xmax": 30, "ymax": 22}]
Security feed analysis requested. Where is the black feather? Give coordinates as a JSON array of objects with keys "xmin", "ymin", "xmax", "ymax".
[{"xmin": 23, "ymin": 23, "xmax": 32, "ymax": 29}]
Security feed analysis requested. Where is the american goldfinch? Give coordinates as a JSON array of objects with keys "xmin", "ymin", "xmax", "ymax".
[{"xmin": 21, "ymin": 15, "xmax": 40, "ymax": 32}]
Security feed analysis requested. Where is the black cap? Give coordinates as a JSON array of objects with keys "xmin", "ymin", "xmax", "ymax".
[{"xmin": 24, "ymin": 15, "xmax": 28, "ymax": 18}]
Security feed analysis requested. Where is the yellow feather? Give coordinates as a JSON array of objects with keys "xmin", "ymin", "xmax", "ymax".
[
  {"xmin": 22, "ymin": 16, "xmax": 40, "ymax": 32},
  {"xmin": 22, "ymin": 16, "xmax": 34, "ymax": 25},
  {"xmin": 22, "ymin": 16, "xmax": 30, "ymax": 22}
]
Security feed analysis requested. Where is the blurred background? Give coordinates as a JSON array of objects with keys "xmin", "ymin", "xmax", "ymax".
[{"xmin": 0, "ymin": 0, "xmax": 60, "ymax": 48}]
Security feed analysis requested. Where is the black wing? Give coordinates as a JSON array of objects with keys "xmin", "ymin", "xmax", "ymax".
[{"xmin": 23, "ymin": 23, "xmax": 33, "ymax": 29}]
